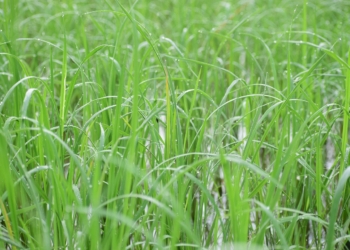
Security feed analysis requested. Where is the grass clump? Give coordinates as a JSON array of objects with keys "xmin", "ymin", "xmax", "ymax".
[{"xmin": 1, "ymin": 0, "xmax": 350, "ymax": 249}]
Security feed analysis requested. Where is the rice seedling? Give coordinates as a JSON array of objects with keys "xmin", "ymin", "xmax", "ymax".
[{"xmin": 1, "ymin": 0, "xmax": 350, "ymax": 249}]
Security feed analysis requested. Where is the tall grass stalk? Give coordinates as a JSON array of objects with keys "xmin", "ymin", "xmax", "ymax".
[{"xmin": 1, "ymin": 0, "xmax": 350, "ymax": 249}]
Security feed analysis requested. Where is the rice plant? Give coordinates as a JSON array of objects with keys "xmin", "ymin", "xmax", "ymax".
[{"xmin": 1, "ymin": 0, "xmax": 350, "ymax": 249}]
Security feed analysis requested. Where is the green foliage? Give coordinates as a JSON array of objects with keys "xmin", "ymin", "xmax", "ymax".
[{"xmin": 1, "ymin": 0, "xmax": 350, "ymax": 249}]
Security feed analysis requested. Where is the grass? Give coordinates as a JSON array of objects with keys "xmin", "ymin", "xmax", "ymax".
[{"xmin": 1, "ymin": 0, "xmax": 350, "ymax": 249}]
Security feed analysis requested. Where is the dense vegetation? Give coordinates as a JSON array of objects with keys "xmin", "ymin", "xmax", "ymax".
[{"xmin": 1, "ymin": 0, "xmax": 350, "ymax": 249}]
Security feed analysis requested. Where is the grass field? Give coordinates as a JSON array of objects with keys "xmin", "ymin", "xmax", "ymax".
[{"xmin": 1, "ymin": 0, "xmax": 350, "ymax": 249}]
